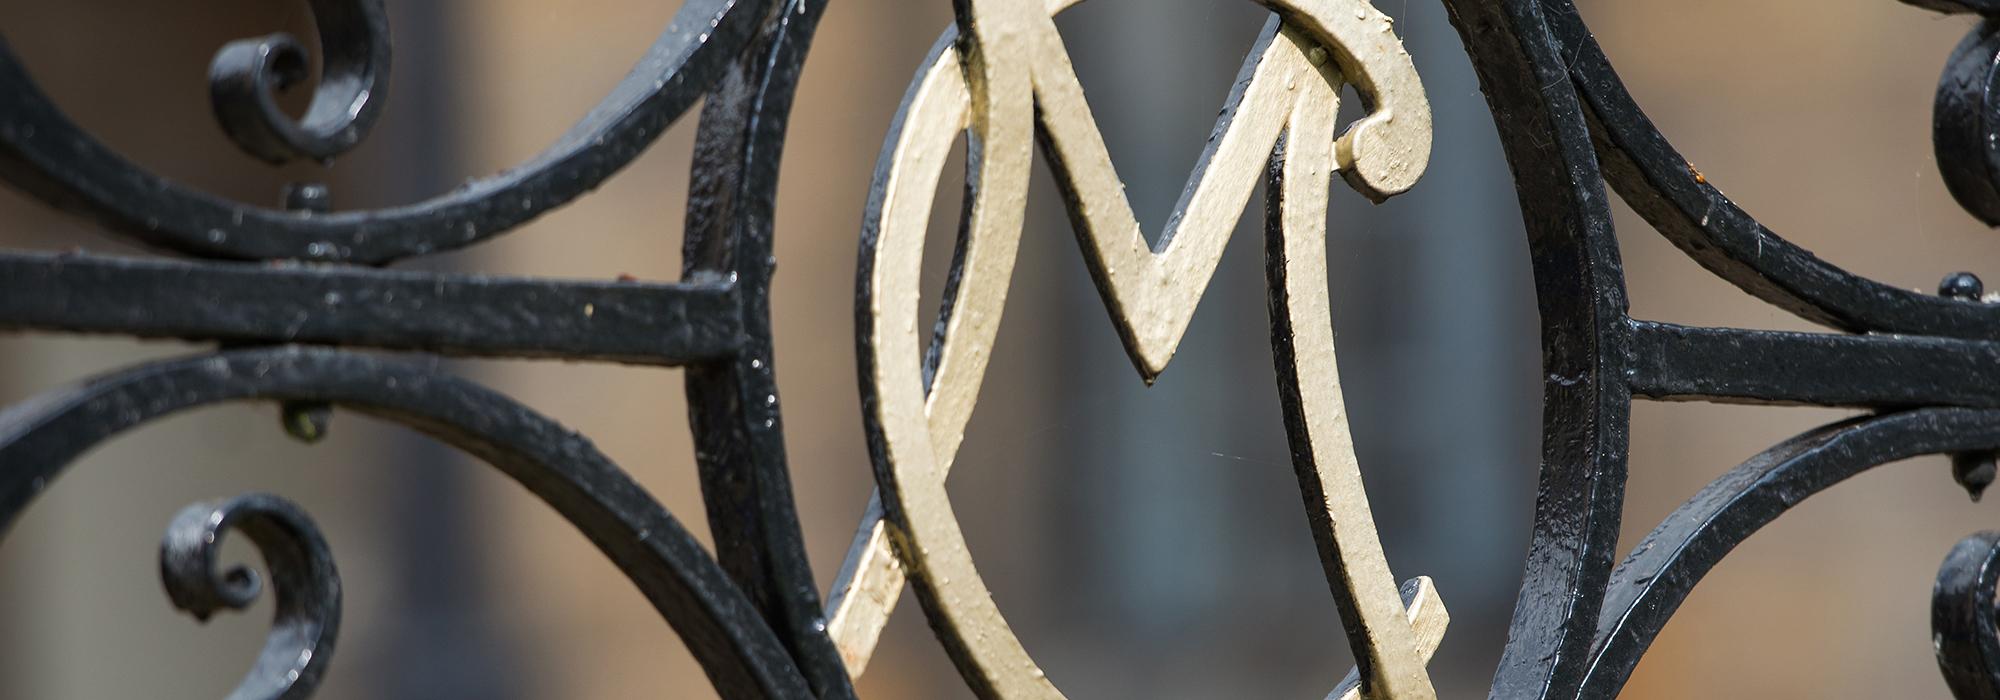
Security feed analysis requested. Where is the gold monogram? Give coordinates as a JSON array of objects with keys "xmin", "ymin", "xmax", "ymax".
[{"xmin": 828, "ymin": 1, "xmax": 1441, "ymax": 696}]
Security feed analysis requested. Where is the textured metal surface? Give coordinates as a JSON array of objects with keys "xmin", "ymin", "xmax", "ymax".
[
  {"xmin": 160, "ymin": 494, "xmax": 342, "ymax": 700},
  {"xmin": 0, "ymin": 1, "xmax": 846, "ymax": 698},
  {"xmin": 1438, "ymin": 0, "xmax": 2000, "ymax": 696},
  {"xmin": 1936, "ymin": 530, "xmax": 2000, "ymax": 700},
  {"xmin": 206, "ymin": 0, "xmax": 391, "ymax": 165},
  {"xmin": 0, "ymin": 251, "xmax": 744, "ymax": 365},
  {"xmin": 0, "ymin": 0, "xmax": 768, "ymax": 263},
  {"xmin": 0, "ymin": 348, "xmax": 814, "ymax": 698},
  {"xmin": 6, "ymin": 0, "xmax": 2000, "ymax": 697}
]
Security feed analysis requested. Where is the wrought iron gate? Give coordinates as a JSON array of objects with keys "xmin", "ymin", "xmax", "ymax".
[{"xmin": 3, "ymin": 0, "xmax": 2000, "ymax": 697}]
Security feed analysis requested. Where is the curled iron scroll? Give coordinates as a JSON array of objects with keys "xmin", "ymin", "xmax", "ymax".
[
  {"xmin": 1907, "ymin": 0, "xmax": 2000, "ymax": 229},
  {"xmin": 0, "ymin": 0, "xmax": 770, "ymax": 262},
  {"xmin": 1934, "ymin": 530, "xmax": 2000, "ymax": 699},
  {"xmin": 0, "ymin": 0, "xmax": 844, "ymax": 696},
  {"xmin": 1438, "ymin": 0, "xmax": 2000, "ymax": 696},
  {"xmin": 0, "ymin": 347, "xmax": 813, "ymax": 699},
  {"xmin": 160, "ymin": 493, "xmax": 342, "ymax": 700},
  {"xmin": 206, "ymin": 0, "xmax": 390, "ymax": 165}
]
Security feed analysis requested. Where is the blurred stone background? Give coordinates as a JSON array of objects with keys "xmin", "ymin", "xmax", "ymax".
[{"xmin": 0, "ymin": 0, "xmax": 1994, "ymax": 697}]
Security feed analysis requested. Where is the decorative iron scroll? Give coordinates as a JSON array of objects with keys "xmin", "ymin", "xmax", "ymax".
[
  {"xmin": 0, "ymin": 1, "xmax": 856, "ymax": 698},
  {"xmin": 5, "ymin": 0, "xmax": 2000, "ymax": 697},
  {"xmin": 1441, "ymin": 0, "xmax": 2000, "ymax": 697}
]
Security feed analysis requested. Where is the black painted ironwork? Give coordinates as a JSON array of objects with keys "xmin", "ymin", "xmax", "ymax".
[
  {"xmin": 0, "ymin": 1, "xmax": 850, "ymax": 698},
  {"xmin": 1437, "ymin": 0, "xmax": 2000, "ymax": 696},
  {"xmin": 7, "ymin": 0, "xmax": 2000, "ymax": 697}
]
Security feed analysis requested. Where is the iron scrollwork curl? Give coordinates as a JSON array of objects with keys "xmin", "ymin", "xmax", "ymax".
[
  {"xmin": 10, "ymin": 0, "xmax": 2000, "ymax": 696},
  {"xmin": 1439, "ymin": 0, "xmax": 2000, "ymax": 696},
  {"xmin": 1920, "ymin": 1, "xmax": 2000, "ymax": 227},
  {"xmin": 1935, "ymin": 530, "xmax": 2000, "ymax": 700},
  {"xmin": 0, "ymin": 0, "xmax": 775, "ymax": 262},
  {"xmin": 0, "ymin": 347, "xmax": 815, "ymax": 697},
  {"xmin": 160, "ymin": 493, "xmax": 342, "ymax": 700},
  {"xmin": 0, "ymin": 0, "xmax": 847, "ymax": 697},
  {"xmin": 206, "ymin": 0, "xmax": 391, "ymax": 165}
]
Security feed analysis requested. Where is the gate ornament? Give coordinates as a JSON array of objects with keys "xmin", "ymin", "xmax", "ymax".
[
  {"xmin": 828, "ymin": 0, "xmax": 1440, "ymax": 697},
  {"xmin": 0, "ymin": 1, "xmax": 855, "ymax": 698},
  {"xmin": 7, "ymin": 0, "xmax": 2000, "ymax": 698}
]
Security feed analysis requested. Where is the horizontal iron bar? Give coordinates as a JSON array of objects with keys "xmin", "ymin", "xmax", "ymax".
[
  {"xmin": 1627, "ymin": 319, "xmax": 2000, "ymax": 408},
  {"xmin": 0, "ymin": 251, "xmax": 743, "ymax": 365}
]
